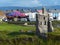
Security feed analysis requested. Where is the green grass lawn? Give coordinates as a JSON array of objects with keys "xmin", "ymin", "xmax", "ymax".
[
  {"xmin": 0, "ymin": 22, "xmax": 36, "ymax": 32},
  {"xmin": 0, "ymin": 21, "xmax": 60, "ymax": 45}
]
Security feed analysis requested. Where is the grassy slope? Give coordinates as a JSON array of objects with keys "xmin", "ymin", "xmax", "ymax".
[
  {"xmin": 0, "ymin": 22, "xmax": 36, "ymax": 32},
  {"xmin": 52, "ymin": 20, "xmax": 60, "ymax": 33},
  {"xmin": 0, "ymin": 21, "xmax": 60, "ymax": 45}
]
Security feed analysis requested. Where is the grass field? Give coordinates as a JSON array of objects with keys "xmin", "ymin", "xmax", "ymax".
[
  {"xmin": 0, "ymin": 21, "xmax": 60, "ymax": 45},
  {"xmin": 0, "ymin": 22, "xmax": 36, "ymax": 32}
]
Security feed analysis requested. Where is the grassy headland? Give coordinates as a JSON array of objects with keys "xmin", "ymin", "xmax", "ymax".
[{"xmin": 0, "ymin": 21, "xmax": 60, "ymax": 45}]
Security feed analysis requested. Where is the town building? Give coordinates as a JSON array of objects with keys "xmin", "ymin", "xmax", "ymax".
[
  {"xmin": 24, "ymin": 9, "xmax": 36, "ymax": 21},
  {"xmin": 0, "ymin": 11, "xmax": 6, "ymax": 22},
  {"xmin": 48, "ymin": 9, "xmax": 60, "ymax": 20}
]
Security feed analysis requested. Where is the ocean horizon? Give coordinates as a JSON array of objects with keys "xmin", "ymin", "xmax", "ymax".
[{"xmin": 0, "ymin": 5, "xmax": 60, "ymax": 11}]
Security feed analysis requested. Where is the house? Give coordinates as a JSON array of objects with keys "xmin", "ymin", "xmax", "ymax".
[
  {"xmin": 48, "ymin": 9, "xmax": 60, "ymax": 20},
  {"xmin": 24, "ymin": 10, "xmax": 36, "ymax": 21},
  {"xmin": 0, "ymin": 11, "xmax": 6, "ymax": 22}
]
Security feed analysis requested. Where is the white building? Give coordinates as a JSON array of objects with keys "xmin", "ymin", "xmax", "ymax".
[
  {"xmin": 48, "ymin": 13, "xmax": 53, "ymax": 21},
  {"xmin": 25, "ymin": 12, "xmax": 36, "ymax": 21},
  {"xmin": 0, "ymin": 11, "xmax": 7, "ymax": 22},
  {"xmin": 57, "ymin": 13, "xmax": 60, "ymax": 20},
  {"xmin": 48, "ymin": 10, "xmax": 60, "ymax": 20}
]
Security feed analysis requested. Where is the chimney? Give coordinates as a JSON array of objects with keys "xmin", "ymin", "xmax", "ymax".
[{"xmin": 42, "ymin": 7, "xmax": 47, "ymax": 14}]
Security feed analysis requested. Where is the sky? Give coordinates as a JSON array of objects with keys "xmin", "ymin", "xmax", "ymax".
[{"xmin": 0, "ymin": 0, "xmax": 60, "ymax": 7}]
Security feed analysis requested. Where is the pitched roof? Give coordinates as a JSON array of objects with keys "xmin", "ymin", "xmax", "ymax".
[
  {"xmin": 48, "ymin": 10, "xmax": 60, "ymax": 13},
  {"xmin": 0, "ymin": 11, "xmax": 5, "ymax": 16}
]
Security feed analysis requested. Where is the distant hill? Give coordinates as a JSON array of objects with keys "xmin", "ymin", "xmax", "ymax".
[
  {"xmin": 0, "ymin": 5, "xmax": 60, "ymax": 11},
  {"xmin": 0, "ymin": 6, "xmax": 41, "ymax": 11},
  {"xmin": 45, "ymin": 5, "xmax": 60, "ymax": 10},
  {"xmin": 36, "ymin": 5, "xmax": 60, "ymax": 10}
]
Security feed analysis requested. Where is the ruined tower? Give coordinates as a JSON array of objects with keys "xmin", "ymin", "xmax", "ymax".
[{"xmin": 36, "ymin": 7, "xmax": 53, "ymax": 35}]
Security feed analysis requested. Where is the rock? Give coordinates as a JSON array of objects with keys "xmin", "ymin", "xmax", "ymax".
[
  {"xmin": 24, "ymin": 23, "xmax": 28, "ymax": 25},
  {"xmin": 14, "ymin": 18, "xmax": 18, "ymax": 21}
]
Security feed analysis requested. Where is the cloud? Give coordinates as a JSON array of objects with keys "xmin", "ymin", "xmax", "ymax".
[
  {"xmin": 40, "ymin": 0, "xmax": 60, "ymax": 6},
  {"xmin": 0, "ymin": 0, "xmax": 60, "ymax": 7},
  {"xmin": 0, "ymin": 0, "xmax": 41, "ymax": 7},
  {"xmin": 0, "ymin": 0, "xmax": 12, "ymax": 3},
  {"xmin": 3, "ymin": 0, "xmax": 42, "ymax": 7},
  {"xmin": 11, "ymin": 0, "xmax": 42, "ymax": 7},
  {"xmin": 32, "ymin": 0, "xmax": 39, "ymax": 4},
  {"xmin": 53, "ymin": 0, "xmax": 60, "ymax": 5},
  {"xmin": 32, "ymin": 0, "xmax": 42, "ymax": 6}
]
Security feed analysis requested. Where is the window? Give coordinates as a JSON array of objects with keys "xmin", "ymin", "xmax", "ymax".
[
  {"xmin": 44, "ymin": 17, "xmax": 45, "ymax": 20},
  {"xmin": 44, "ymin": 21, "xmax": 46, "ymax": 25},
  {"xmin": 39, "ymin": 22, "xmax": 42, "ymax": 25}
]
